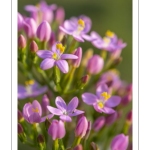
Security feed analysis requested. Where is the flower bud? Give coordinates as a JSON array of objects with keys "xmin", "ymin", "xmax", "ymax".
[
  {"xmin": 18, "ymin": 123, "xmax": 24, "ymax": 134},
  {"xmin": 76, "ymin": 75, "xmax": 89, "ymax": 89},
  {"xmin": 55, "ymin": 7, "xmax": 65, "ymax": 25},
  {"xmin": 126, "ymin": 110, "xmax": 132, "ymax": 124},
  {"xmin": 18, "ymin": 34, "xmax": 26, "ymax": 49},
  {"xmin": 23, "ymin": 18, "xmax": 37, "ymax": 38},
  {"xmin": 37, "ymin": 134, "xmax": 45, "ymax": 144},
  {"xmin": 84, "ymin": 121, "xmax": 92, "ymax": 140},
  {"xmin": 121, "ymin": 94, "xmax": 132, "ymax": 105},
  {"xmin": 92, "ymin": 116, "xmax": 105, "ymax": 131},
  {"xmin": 41, "ymin": 94, "xmax": 50, "ymax": 114},
  {"xmin": 72, "ymin": 47, "xmax": 82, "ymax": 68},
  {"xmin": 30, "ymin": 40, "xmax": 38, "ymax": 52},
  {"xmin": 87, "ymin": 55, "xmax": 104, "ymax": 75},
  {"xmin": 105, "ymin": 112, "xmax": 118, "ymax": 126},
  {"xmin": 111, "ymin": 134, "xmax": 129, "ymax": 150},
  {"xmin": 73, "ymin": 144, "xmax": 83, "ymax": 150},
  {"xmin": 49, "ymin": 32, "xmax": 56, "ymax": 47},
  {"xmin": 75, "ymin": 116, "xmax": 88, "ymax": 138},
  {"xmin": 90, "ymin": 142, "xmax": 99, "ymax": 150},
  {"xmin": 18, "ymin": 110, "xmax": 24, "ymax": 122},
  {"xmin": 36, "ymin": 21, "xmax": 51, "ymax": 42},
  {"xmin": 48, "ymin": 120, "xmax": 65, "ymax": 140},
  {"xmin": 81, "ymin": 75, "xmax": 89, "ymax": 84}
]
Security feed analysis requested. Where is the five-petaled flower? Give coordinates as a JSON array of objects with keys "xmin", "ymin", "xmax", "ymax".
[
  {"xmin": 18, "ymin": 80, "xmax": 48, "ymax": 100},
  {"xmin": 36, "ymin": 42, "xmax": 78, "ymax": 73},
  {"xmin": 47, "ymin": 96, "xmax": 84, "ymax": 122},
  {"xmin": 82, "ymin": 84, "xmax": 121, "ymax": 114},
  {"xmin": 23, "ymin": 100, "xmax": 53, "ymax": 124},
  {"xmin": 59, "ymin": 15, "xmax": 92, "ymax": 42}
]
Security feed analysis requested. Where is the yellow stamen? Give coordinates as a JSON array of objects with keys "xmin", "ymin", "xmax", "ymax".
[
  {"xmin": 52, "ymin": 53, "xmax": 57, "ymax": 59},
  {"xmin": 106, "ymin": 30, "xmax": 115, "ymax": 37},
  {"xmin": 32, "ymin": 107, "xmax": 39, "ymax": 113},
  {"xmin": 56, "ymin": 43, "xmax": 65, "ymax": 53},
  {"xmin": 78, "ymin": 19, "xmax": 85, "ymax": 27},
  {"xmin": 98, "ymin": 102, "xmax": 104, "ymax": 108},
  {"xmin": 25, "ymin": 80, "xmax": 35, "ymax": 86},
  {"xmin": 101, "ymin": 92, "xmax": 111, "ymax": 101}
]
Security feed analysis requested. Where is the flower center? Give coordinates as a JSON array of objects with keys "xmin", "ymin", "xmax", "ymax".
[
  {"xmin": 56, "ymin": 43, "xmax": 65, "ymax": 53},
  {"xmin": 98, "ymin": 102, "xmax": 104, "ymax": 108},
  {"xmin": 103, "ymin": 37, "xmax": 111, "ymax": 47},
  {"xmin": 52, "ymin": 52, "xmax": 58, "ymax": 60},
  {"xmin": 106, "ymin": 30, "xmax": 115, "ymax": 38},
  {"xmin": 25, "ymin": 80, "xmax": 35, "ymax": 86},
  {"xmin": 77, "ymin": 19, "xmax": 85, "ymax": 31},
  {"xmin": 32, "ymin": 107, "xmax": 39, "ymax": 113},
  {"xmin": 26, "ymin": 86, "xmax": 32, "ymax": 95},
  {"xmin": 101, "ymin": 92, "xmax": 111, "ymax": 101}
]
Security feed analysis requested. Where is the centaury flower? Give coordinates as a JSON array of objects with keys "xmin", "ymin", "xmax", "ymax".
[
  {"xmin": 59, "ymin": 15, "xmax": 92, "ymax": 42},
  {"xmin": 82, "ymin": 84, "xmax": 121, "ymax": 114},
  {"xmin": 18, "ymin": 80, "xmax": 47, "ymax": 100},
  {"xmin": 23, "ymin": 100, "xmax": 53, "ymax": 124},
  {"xmin": 36, "ymin": 42, "xmax": 78, "ymax": 73},
  {"xmin": 47, "ymin": 96, "xmax": 84, "ymax": 122}
]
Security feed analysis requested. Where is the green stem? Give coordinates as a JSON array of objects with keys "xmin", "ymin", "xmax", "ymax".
[
  {"xmin": 68, "ymin": 38, "xmax": 77, "ymax": 53},
  {"xmin": 72, "ymin": 137, "xmax": 82, "ymax": 148},
  {"xmin": 63, "ymin": 67, "xmax": 76, "ymax": 93},
  {"xmin": 59, "ymin": 139, "xmax": 65, "ymax": 150},
  {"xmin": 54, "ymin": 139, "xmax": 59, "ymax": 150}
]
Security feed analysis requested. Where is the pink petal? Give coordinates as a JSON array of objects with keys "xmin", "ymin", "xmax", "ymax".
[
  {"xmin": 96, "ymin": 84, "xmax": 109, "ymax": 97},
  {"xmin": 82, "ymin": 93, "xmax": 97, "ymax": 105},
  {"xmin": 56, "ymin": 60, "xmax": 69, "ymax": 73},
  {"xmin": 105, "ymin": 96, "xmax": 121, "ymax": 108},
  {"xmin": 55, "ymin": 96, "xmax": 67, "ymax": 111},
  {"xmin": 61, "ymin": 54, "xmax": 78, "ymax": 60},
  {"xmin": 67, "ymin": 97, "xmax": 78, "ymax": 112},
  {"xmin": 36, "ymin": 50, "xmax": 53, "ymax": 59},
  {"xmin": 40, "ymin": 58, "xmax": 55, "ymax": 70},
  {"xmin": 47, "ymin": 106, "xmax": 63, "ymax": 115},
  {"xmin": 60, "ymin": 115, "xmax": 72, "ymax": 122}
]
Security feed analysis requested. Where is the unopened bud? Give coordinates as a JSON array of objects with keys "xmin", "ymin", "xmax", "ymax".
[
  {"xmin": 55, "ymin": 7, "xmax": 65, "ymax": 24},
  {"xmin": 90, "ymin": 142, "xmax": 99, "ymax": 150},
  {"xmin": 73, "ymin": 144, "xmax": 83, "ymax": 150},
  {"xmin": 126, "ymin": 110, "xmax": 132, "ymax": 124},
  {"xmin": 18, "ymin": 110, "xmax": 24, "ymax": 122},
  {"xmin": 18, "ymin": 34, "xmax": 26, "ymax": 49},
  {"xmin": 76, "ymin": 75, "xmax": 89, "ymax": 90},
  {"xmin": 30, "ymin": 40, "xmax": 38, "ymax": 52},
  {"xmin": 18, "ymin": 123, "xmax": 24, "ymax": 134},
  {"xmin": 72, "ymin": 47, "xmax": 82, "ymax": 68},
  {"xmin": 41, "ymin": 94, "xmax": 50, "ymax": 115},
  {"xmin": 92, "ymin": 116, "xmax": 105, "ymax": 131},
  {"xmin": 84, "ymin": 121, "xmax": 92, "ymax": 140},
  {"xmin": 37, "ymin": 134, "xmax": 45, "ymax": 144}
]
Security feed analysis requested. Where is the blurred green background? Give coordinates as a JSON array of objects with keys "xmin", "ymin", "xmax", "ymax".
[
  {"xmin": 18, "ymin": 0, "xmax": 132, "ymax": 149},
  {"xmin": 18, "ymin": 0, "xmax": 132, "ymax": 82}
]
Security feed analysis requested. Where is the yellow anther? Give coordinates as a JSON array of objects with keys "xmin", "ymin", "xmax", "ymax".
[
  {"xmin": 52, "ymin": 53, "xmax": 57, "ymax": 59},
  {"xmin": 56, "ymin": 43, "xmax": 65, "ymax": 53},
  {"xmin": 101, "ymin": 92, "xmax": 111, "ymax": 101},
  {"xmin": 103, "ymin": 37, "xmax": 111, "ymax": 44},
  {"xmin": 78, "ymin": 19, "xmax": 85, "ymax": 28},
  {"xmin": 106, "ymin": 30, "xmax": 115, "ymax": 37},
  {"xmin": 25, "ymin": 80, "xmax": 35, "ymax": 86},
  {"xmin": 32, "ymin": 107, "xmax": 39, "ymax": 113},
  {"xmin": 98, "ymin": 102, "xmax": 104, "ymax": 108}
]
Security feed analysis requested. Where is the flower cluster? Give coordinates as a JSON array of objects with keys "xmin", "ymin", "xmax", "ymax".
[{"xmin": 18, "ymin": 1, "xmax": 132, "ymax": 150}]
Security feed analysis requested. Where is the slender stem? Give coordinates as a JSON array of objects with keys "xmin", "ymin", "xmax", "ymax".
[
  {"xmin": 54, "ymin": 139, "xmax": 59, "ymax": 150},
  {"xmin": 72, "ymin": 137, "xmax": 82, "ymax": 148},
  {"xmin": 63, "ymin": 67, "xmax": 76, "ymax": 93},
  {"xmin": 59, "ymin": 139, "xmax": 65, "ymax": 150}
]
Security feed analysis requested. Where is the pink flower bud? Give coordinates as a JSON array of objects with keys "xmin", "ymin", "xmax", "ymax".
[
  {"xmin": 41, "ymin": 94, "xmax": 50, "ymax": 114},
  {"xmin": 30, "ymin": 40, "xmax": 38, "ymax": 52},
  {"xmin": 72, "ymin": 47, "xmax": 82, "ymax": 68},
  {"xmin": 48, "ymin": 32, "xmax": 56, "ymax": 47},
  {"xmin": 105, "ymin": 112, "xmax": 118, "ymax": 126},
  {"xmin": 36, "ymin": 21, "xmax": 51, "ymax": 42},
  {"xmin": 18, "ymin": 34, "xmax": 26, "ymax": 49},
  {"xmin": 18, "ymin": 110, "xmax": 24, "ymax": 122},
  {"xmin": 73, "ymin": 144, "xmax": 83, "ymax": 150},
  {"xmin": 81, "ymin": 75, "xmax": 89, "ymax": 84},
  {"xmin": 48, "ymin": 120, "xmax": 65, "ymax": 140},
  {"xmin": 111, "ymin": 134, "xmax": 129, "ymax": 150},
  {"xmin": 87, "ymin": 55, "xmax": 104, "ymax": 75},
  {"xmin": 23, "ymin": 18, "xmax": 37, "ymax": 38},
  {"xmin": 84, "ymin": 121, "xmax": 92, "ymax": 140},
  {"xmin": 75, "ymin": 116, "xmax": 88, "ymax": 138},
  {"xmin": 121, "ymin": 94, "xmax": 132, "ymax": 105},
  {"xmin": 92, "ymin": 116, "xmax": 105, "ymax": 131},
  {"xmin": 37, "ymin": 134, "xmax": 45, "ymax": 144},
  {"xmin": 126, "ymin": 110, "xmax": 132, "ymax": 124},
  {"xmin": 55, "ymin": 7, "xmax": 65, "ymax": 24},
  {"xmin": 18, "ymin": 123, "xmax": 24, "ymax": 134}
]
